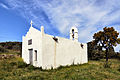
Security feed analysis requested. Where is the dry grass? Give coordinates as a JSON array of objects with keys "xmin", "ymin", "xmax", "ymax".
[{"xmin": 0, "ymin": 58, "xmax": 120, "ymax": 80}]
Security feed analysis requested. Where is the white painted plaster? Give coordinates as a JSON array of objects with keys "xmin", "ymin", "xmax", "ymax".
[{"xmin": 22, "ymin": 25, "xmax": 88, "ymax": 69}]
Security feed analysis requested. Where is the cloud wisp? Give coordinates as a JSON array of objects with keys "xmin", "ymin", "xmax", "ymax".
[{"xmin": 0, "ymin": 3, "xmax": 9, "ymax": 9}]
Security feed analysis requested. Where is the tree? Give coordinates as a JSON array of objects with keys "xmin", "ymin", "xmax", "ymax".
[
  {"xmin": 87, "ymin": 42, "xmax": 105, "ymax": 60},
  {"xmin": 93, "ymin": 27, "xmax": 120, "ymax": 63}
]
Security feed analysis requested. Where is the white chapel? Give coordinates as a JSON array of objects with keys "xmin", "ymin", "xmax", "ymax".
[{"xmin": 22, "ymin": 21, "xmax": 88, "ymax": 69}]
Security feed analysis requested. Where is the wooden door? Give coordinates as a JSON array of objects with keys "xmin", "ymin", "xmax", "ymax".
[{"xmin": 29, "ymin": 49, "xmax": 33, "ymax": 65}]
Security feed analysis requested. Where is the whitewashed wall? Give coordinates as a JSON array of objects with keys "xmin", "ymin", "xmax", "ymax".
[
  {"xmin": 42, "ymin": 33, "xmax": 88, "ymax": 69},
  {"xmin": 22, "ymin": 27, "xmax": 42, "ymax": 67},
  {"xmin": 22, "ymin": 26, "xmax": 88, "ymax": 69}
]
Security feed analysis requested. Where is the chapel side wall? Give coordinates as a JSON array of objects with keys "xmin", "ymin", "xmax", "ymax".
[
  {"xmin": 42, "ymin": 34, "xmax": 55, "ymax": 69},
  {"xmin": 42, "ymin": 34, "xmax": 88, "ymax": 69},
  {"xmin": 22, "ymin": 27, "xmax": 42, "ymax": 67},
  {"xmin": 56, "ymin": 37, "xmax": 87, "ymax": 68},
  {"xmin": 81, "ymin": 43, "xmax": 88, "ymax": 64}
]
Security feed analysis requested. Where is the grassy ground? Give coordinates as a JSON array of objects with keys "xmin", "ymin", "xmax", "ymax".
[
  {"xmin": 0, "ymin": 58, "xmax": 120, "ymax": 80},
  {"xmin": 0, "ymin": 50, "xmax": 20, "ymax": 55}
]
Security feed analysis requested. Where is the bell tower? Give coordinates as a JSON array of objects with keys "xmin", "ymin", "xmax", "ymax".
[{"xmin": 70, "ymin": 27, "xmax": 78, "ymax": 42}]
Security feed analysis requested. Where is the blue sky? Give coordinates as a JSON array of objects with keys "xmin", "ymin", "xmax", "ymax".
[{"xmin": 0, "ymin": 0, "xmax": 120, "ymax": 51}]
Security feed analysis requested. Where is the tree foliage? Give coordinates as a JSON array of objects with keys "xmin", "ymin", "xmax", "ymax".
[
  {"xmin": 87, "ymin": 42, "xmax": 104, "ymax": 60},
  {"xmin": 92, "ymin": 27, "xmax": 120, "ymax": 62},
  {"xmin": 88, "ymin": 41, "xmax": 117, "ymax": 60}
]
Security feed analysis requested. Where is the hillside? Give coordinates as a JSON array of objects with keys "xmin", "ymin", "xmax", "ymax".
[
  {"xmin": 0, "ymin": 42, "xmax": 120, "ymax": 80},
  {"xmin": 0, "ymin": 57, "xmax": 120, "ymax": 80},
  {"xmin": 0, "ymin": 42, "xmax": 22, "ymax": 55}
]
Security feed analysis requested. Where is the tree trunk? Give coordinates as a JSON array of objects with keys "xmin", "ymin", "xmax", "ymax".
[{"xmin": 106, "ymin": 48, "xmax": 108, "ymax": 63}]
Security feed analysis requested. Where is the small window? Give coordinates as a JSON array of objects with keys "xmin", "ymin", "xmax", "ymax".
[
  {"xmin": 72, "ymin": 29, "xmax": 74, "ymax": 39},
  {"xmin": 28, "ymin": 39, "xmax": 32, "ymax": 45},
  {"xmin": 72, "ymin": 29, "xmax": 74, "ymax": 34},
  {"xmin": 35, "ymin": 50, "xmax": 37, "ymax": 61}
]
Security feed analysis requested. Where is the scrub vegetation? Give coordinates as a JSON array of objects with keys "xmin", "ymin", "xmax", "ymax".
[
  {"xmin": 0, "ymin": 57, "xmax": 120, "ymax": 80},
  {"xmin": 0, "ymin": 42, "xmax": 22, "ymax": 54},
  {"xmin": 0, "ymin": 26, "xmax": 120, "ymax": 80}
]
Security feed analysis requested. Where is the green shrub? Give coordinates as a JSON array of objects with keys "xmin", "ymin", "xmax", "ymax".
[
  {"xmin": 0, "ymin": 46, "xmax": 8, "ymax": 53},
  {"xmin": 0, "ymin": 42, "xmax": 22, "ymax": 51},
  {"xmin": 104, "ymin": 62, "xmax": 111, "ymax": 68},
  {"xmin": 16, "ymin": 52, "xmax": 21, "ymax": 57},
  {"xmin": 10, "ymin": 62, "xmax": 17, "ymax": 66},
  {"xmin": 116, "ymin": 53, "xmax": 120, "ymax": 60},
  {"xmin": 27, "ymin": 65, "xmax": 41, "ymax": 70},
  {"xmin": 17, "ymin": 61, "xmax": 28, "ymax": 68},
  {"xmin": 1, "ymin": 60, "xmax": 13, "ymax": 72},
  {"xmin": 57, "ymin": 65, "xmax": 64, "ymax": 70},
  {"xmin": 27, "ymin": 65, "xmax": 36, "ymax": 70},
  {"xmin": 118, "ymin": 65, "xmax": 120, "ymax": 72}
]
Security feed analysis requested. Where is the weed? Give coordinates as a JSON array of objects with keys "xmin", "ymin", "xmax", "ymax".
[
  {"xmin": 104, "ymin": 62, "xmax": 112, "ymax": 68},
  {"xmin": 17, "ymin": 61, "xmax": 28, "ymax": 68}
]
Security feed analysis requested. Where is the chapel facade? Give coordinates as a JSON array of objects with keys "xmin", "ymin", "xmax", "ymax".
[{"xmin": 22, "ymin": 21, "xmax": 88, "ymax": 69}]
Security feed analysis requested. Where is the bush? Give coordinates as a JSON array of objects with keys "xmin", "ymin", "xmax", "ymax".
[
  {"xmin": 0, "ymin": 46, "xmax": 8, "ymax": 53},
  {"xmin": 115, "ymin": 53, "xmax": 120, "ymax": 60},
  {"xmin": 1, "ymin": 60, "xmax": 13, "ymax": 72},
  {"xmin": 27, "ymin": 65, "xmax": 41, "ymax": 70},
  {"xmin": 27, "ymin": 65, "xmax": 36, "ymax": 70},
  {"xmin": 0, "ymin": 42, "xmax": 22, "ymax": 50},
  {"xmin": 104, "ymin": 62, "xmax": 111, "ymax": 68},
  {"xmin": 17, "ymin": 61, "xmax": 28, "ymax": 68},
  {"xmin": 89, "ymin": 50, "xmax": 105, "ymax": 60},
  {"xmin": 57, "ymin": 65, "xmax": 65, "ymax": 70},
  {"xmin": 118, "ymin": 65, "xmax": 120, "ymax": 72},
  {"xmin": 10, "ymin": 62, "xmax": 17, "ymax": 66}
]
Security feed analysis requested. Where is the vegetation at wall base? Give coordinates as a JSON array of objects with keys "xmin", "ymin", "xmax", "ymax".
[
  {"xmin": 0, "ymin": 29, "xmax": 120, "ymax": 80},
  {"xmin": 0, "ymin": 57, "xmax": 120, "ymax": 80}
]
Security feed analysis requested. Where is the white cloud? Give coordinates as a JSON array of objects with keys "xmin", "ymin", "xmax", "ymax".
[
  {"xmin": 38, "ymin": 0, "xmax": 120, "ymax": 41},
  {"xmin": 2, "ymin": 0, "xmax": 120, "ymax": 51}
]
